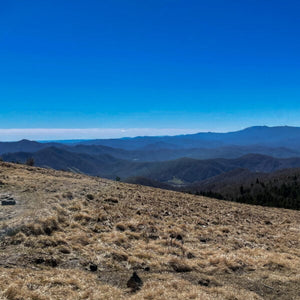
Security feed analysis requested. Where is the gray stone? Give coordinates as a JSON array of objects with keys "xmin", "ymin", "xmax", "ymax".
[{"xmin": 1, "ymin": 200, "xmax": 16, "ymax": 206}]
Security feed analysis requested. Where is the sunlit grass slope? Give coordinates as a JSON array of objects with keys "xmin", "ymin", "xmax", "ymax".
[{"xmin": 0, "ymin": 162, "xmax": 299, "ymax": 299}]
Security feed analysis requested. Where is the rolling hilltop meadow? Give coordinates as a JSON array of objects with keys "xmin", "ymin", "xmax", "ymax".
[{"xmin": 0, "ymin": 162, "xmax": 299, "ymax": 299}]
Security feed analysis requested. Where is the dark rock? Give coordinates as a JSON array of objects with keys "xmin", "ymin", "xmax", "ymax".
[
  {"xmin": 46, "ymin": 258, "xmax": 58, "ymax": 267},
  {"xmin": 59, "ymin": 247, "xmax": 71, "ymax": 254},
  {"xmin": 34, "ymin": 258, "xmax": 45, "ymax": 265},
  {"xmin": 44, "ymin": 227, "xmax": 52, "ymax": 235},
  {"xmin": 198, "ymin": 278, "xmax": 222, "ymax": 287},
  {"xmin": 229, "ymin": 265, "xmax": 244, "ymax": 273},
  {"xmin": 170, "ymin": 233, "xmax": 183, "ymax": 242},
  {"xmin": 1, "ymin": 200, "xmax": 16, "ymax": 206},
  {"xmin": 89, "ymin": 263, "xmax": 98, "ymax": 272},
  {"xmin": 172, "ymin": 265, "xmax": 192, "ymax": 272},
  {"xmin": 86, "ymin": 194, "xmax": 94, "ymax": 200},
  {"xmin": 187, "ymin": 252, "xmax": 196, "ymax": 259},
  {"xmin": 128, "ymin": 225, "xmax": 137, "ymax": 232},
  {"xmin": 127, "ymin": 272, "xmax": 143, "ymax": 292},
  {"xmin": 198, "ymin": 278, "xmax": 210, "ymax": 287},
  {"xmin": 148, "ymin": 234, "xmax": 159, "ymax": 240},
  {"xmin": 116, "ymin": 224, "xmax": 126, "ymax": 232},
  {"xmin": 104, "ymin": 198, "xmax": 118, "ymax": 204},
  {"xmin": 176, "ymin": 234, "xmax": 183, "ymax": 242},
  {"xmin": 34, "ymin": 257, "xmax": 58, "ymax": 267},
  {"xmin": 170, "ymin": 233, "xmax": 176, "ymax": 239}
]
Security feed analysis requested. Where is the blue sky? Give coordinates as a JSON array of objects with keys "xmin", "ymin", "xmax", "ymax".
[{"xmin": 0, "ymin": 0, "xmax": 300, "ymax": 140}]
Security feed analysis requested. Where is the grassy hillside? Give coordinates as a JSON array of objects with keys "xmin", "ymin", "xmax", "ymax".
[{"xmin": 0, "ymin": 162, "xmax": 299, "ymax": 299}]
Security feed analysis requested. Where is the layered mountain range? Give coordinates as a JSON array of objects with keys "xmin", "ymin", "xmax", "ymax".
[{"xmin": 1, "ymin": 126, "xmax": 300, "ymax": 209}]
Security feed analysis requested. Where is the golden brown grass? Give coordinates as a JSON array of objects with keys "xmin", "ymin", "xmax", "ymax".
[{"xmin": 0, "ymin": 162, "xmax": 299, "ymax": 299}]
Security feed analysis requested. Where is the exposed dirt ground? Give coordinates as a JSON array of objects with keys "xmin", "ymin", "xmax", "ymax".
[{"xmin": 0, "ymin": 162, "xmax": 299, "ymax": 299}]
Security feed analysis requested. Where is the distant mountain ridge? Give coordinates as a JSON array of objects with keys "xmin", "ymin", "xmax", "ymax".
[
  {"xmin": 1, "ymin": 126, "xmax": 300, "ymax": 162},
  {"xmin": 4, "ymin": 148, "xmax": 300, "ymax": 184},
  {"xmin": 1, "ymin": 140, "xmax": 300, "ymax": 161},
  {"xmin": 74, "ymin": 126, "xmax": 300, "ymax": 150},
  {"xmin": 0, "ymin": 139, "xmax": 63, "ymax": 155},
  {"xmin": 1, "ymin": 125, "xmax": 300, "ymax": 202},
  {"xmin": 2, "ymin": 126, "xmax": 300, "ymax": 210},
  {"xmin": 2, "ymin": 148, "xmax": 300, "ymax": 209}
]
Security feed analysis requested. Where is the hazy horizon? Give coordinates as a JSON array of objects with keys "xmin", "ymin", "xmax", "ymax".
[{"xmin": 0, "ymin": 124, "xmax": 298, "ymax": 142}]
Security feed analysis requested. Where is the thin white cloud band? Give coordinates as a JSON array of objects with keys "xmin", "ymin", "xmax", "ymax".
[{"xmin": 0, "ymin": 128, "xmax": 204, "ymax": 141}]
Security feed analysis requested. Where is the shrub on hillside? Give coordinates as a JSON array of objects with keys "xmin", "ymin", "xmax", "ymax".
[{"xmin": 26, "ymin": 158, "xmax": 35, "ymax": 166}]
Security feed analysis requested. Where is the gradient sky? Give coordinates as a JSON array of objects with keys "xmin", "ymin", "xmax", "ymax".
[{"xmin": 1, "ymin": 0, "xmax": 300, "ymax": 140}]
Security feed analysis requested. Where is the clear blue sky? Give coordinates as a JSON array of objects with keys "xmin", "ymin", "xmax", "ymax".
[{"xmin": 1, "ymin": 0, "xmax": 300, "ymax": 139}]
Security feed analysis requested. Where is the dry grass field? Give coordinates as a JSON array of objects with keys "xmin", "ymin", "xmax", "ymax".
[{"xmin": 0, "ymin": 162, "xmax": 299, "ymax": 300}]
